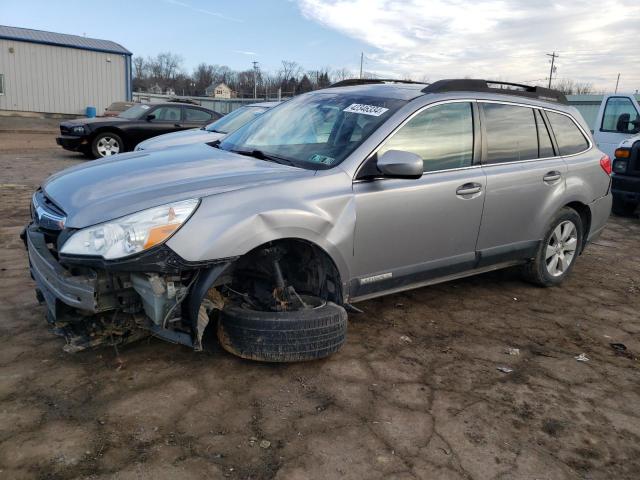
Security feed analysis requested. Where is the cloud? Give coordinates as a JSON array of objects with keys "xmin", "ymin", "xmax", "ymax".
[
  {"xmin": 163, "ymin": 0, "xmax": 242, "ymax": 22},
  {"xmin": 234, "ymin": 50, "xmax": 259, "ymax": 56},
  {"xmin": 296, "ymin": 0, "xmax": 640, "ymax": 91}
]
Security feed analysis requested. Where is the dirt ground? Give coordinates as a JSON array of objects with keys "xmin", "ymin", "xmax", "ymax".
[{"xmin": 1, "ymin": 132, "xmax": 639, "ymax": 480}]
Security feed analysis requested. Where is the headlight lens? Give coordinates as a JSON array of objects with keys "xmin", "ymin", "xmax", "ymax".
[
  {"xmin": 72, "ymin": 125, "xmax": 86, "ymax": 135},
  {"xmin": 613, "ymin": 160, "xmax": 627, "ymax": 173},
  {"xmin": 60, "ymin": 199, "xmax": 199, "ymax": 259}
]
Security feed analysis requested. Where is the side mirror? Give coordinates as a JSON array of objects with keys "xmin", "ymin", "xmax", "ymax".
[
  {"xmin": 146, "ymin": 114, "xmax": 156, "ymax": 121},
  {"xmin": 377, "ymin": 150, "xmax": 423, "ymax": 179}
]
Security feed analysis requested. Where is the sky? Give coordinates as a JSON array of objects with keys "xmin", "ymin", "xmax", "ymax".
[{"xmin": 2, "ymin": 0, "xmax": 639, "ymax": 92}]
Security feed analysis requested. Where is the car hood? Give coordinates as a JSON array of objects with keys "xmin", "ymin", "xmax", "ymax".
[
  {"xmin": 61, "ymin": 117, "xmax": 130, "ymax": 127},
  {"xmin": 43, "ymin": 144, "xmax": 315, "ymax": 228},
  {"xmin": 136, "ymin": 128, "xmax": 224, "ymax": 151},
  {"xmin": 619, "ymin": 134, "xmax": 640, "ymax": 149}
]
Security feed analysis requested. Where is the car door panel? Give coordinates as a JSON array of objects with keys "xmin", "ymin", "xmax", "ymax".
[
  {"xmin": 594, "ymin": 96, "xmax": 640, "ymax": 158},
  {"xmin": 476, "ymin": 103, "xmax": 568, "ymax": 263},
  {"xmin": 350, "ymin": 101, "xmax": 485, "ymax": 299},
  {"xmin": 351, "ymin": 168, "xmax": 486, "ymax": 298}
]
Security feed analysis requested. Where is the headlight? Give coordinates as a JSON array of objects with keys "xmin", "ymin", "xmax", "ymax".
[
  {"xmin": 72, "ymin": 125, "xmax": 86, "ymax": 135},
  {"xmin": 613, "ymin": 160, "xmax": 627, "ymax": 173},
  {"xmin": 60, "ymin": 199, "xmax": 199, "ymax": 259}
]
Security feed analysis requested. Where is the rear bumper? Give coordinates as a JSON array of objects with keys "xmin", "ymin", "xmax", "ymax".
[
  {"xmin": 56, "ymin": 135, "xmax": 89, "ymax": 152},
  {"xmin": 26, "ymin": 226, "xmax": 98, "ymax": 314}
]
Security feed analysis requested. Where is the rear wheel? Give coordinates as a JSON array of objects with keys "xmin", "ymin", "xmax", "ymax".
[
  {"xmin": 91, "ymin": 132, "xmax": 123, "ymax": 158},
  {"xmin": 522, "ymin": 207, "xmax": 583, "ymax": 287},
  {"xmin": 218, "ymin": 295, "xmax": 348, "ymax": 362}
]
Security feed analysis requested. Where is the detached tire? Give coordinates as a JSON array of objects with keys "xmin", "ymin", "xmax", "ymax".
[{"xmin": 218, "ymin": 296, "xmax": 347, "ymax": 362}]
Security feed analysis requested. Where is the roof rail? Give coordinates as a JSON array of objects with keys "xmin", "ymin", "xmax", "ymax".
[
  {"xmin": 328, "ymin": 78, "xmax": 427, "ymax": 88},
  {"xmin": 421, "ymin": 79, "xmax": 568, "ymax": 104}
]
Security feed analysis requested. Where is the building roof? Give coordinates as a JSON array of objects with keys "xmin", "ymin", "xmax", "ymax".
[{"xmin": 0, "ymin": 25, "xmax": 131, "ymax": 55}]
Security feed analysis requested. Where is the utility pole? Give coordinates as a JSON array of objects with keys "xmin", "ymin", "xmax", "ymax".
[
  {"xmin": 546, "ymin": 52, "xmax": 558, "ymax": 88},
  {"xmin": 252, "ymin": 61, "xmax": 259, "ymax": 99},
  {"xmin": 615, "ymin": 73, "xmax": 621, "ymax": 93},
  {"xmin": 359, "ymin": 52, "xmax": 363, "ymax": 79}
]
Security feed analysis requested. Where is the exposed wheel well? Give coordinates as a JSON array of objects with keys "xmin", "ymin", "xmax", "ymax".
[
  {"xmin": 213, "ymin": 238, "xmax": 343, "ymax": 305},
  {"xmin": 566, "ymin": 201, "xmax": 591, "ymax": 252}
]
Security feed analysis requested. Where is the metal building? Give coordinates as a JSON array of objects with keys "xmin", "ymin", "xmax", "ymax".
[{"xmin": 0, "ymin": 25, "xmax": 132, "ymax": 115}]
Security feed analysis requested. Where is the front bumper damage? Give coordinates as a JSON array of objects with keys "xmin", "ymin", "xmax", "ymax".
[{"xmin": 23, "ymin": 224, "xmax": 232, "ymax": 353}]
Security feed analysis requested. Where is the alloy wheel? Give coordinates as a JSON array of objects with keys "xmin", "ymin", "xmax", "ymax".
[
  {"xmin": 545, "ymin": 220, "xmax": 578, "ymax": 277},
  {"xmin": 96, "ymin": 136, "xmax": 120, "ymax": 157}
]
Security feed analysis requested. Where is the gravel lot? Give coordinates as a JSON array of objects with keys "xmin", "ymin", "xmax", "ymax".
[{"xmin": 1, "ymin": 132, "xmax": 639, "ymax": 480}]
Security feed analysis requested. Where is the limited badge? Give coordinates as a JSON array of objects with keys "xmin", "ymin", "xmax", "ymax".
[{"xmin": 343, "ymin": 103, "xmax": 389, "ymax": 116}]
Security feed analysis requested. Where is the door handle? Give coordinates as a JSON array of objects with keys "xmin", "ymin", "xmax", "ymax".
[
  {"xmin": 543, "ymin": 171, "xmax": 562, "ymax": 183},
  {"xmin": 174, "ymin": 123, "xmax": 182, "ymax": 127},
  {"xmin": 456, "ymin": 182, "xmax": 482, "ymax": 196}
]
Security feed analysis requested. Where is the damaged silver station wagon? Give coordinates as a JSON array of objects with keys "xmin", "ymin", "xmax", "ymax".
[{"xmin": 23, "ymin": 79, "xmax": 612, "ymax": 361}]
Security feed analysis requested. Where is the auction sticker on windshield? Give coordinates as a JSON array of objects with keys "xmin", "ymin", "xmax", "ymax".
[{"xmin": 343, "ymin": 104, "xmax": 389, "ymax": 116}]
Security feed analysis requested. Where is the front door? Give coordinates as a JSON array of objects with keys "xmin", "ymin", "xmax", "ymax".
[
  {"xmin": 131, "ymin": 105, "xmax": 184, "ymax": 144},
  {"xmin": 351, "ymin": 101, "xmax": 486, "ymax": 299},
  {"xmin": 594, "ymin": 95, "xmax": 640, "ymax": 158}
]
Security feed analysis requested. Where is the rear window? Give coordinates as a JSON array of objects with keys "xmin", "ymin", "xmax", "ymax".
[
  {"xmin": 483, "ymin": 104, "xmax": 538, "ymax": 163},
  {"xmin": 547, "ymin": 112, "xmax": 589, "ymax": 156}
]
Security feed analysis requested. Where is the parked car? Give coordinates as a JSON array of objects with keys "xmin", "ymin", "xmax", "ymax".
[
  {"xmin": 135, "ymin": 102, "xmax": 280, "ymax": 152},
  {"xmin": 103, "ymin": 101, "xmax": 136, "ymax": 117},
  {"xmin": 56, "ymin": 103, "xmax": 222, "ymax": 159},
  {"xmin": 611, "ymin": 133, "xmax": 640, "ymax": 215},
  {"xmin": 25, "ymin": 79, "xmax": 612, "ymax": 360}
]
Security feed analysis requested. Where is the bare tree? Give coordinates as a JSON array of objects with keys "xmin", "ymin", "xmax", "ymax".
[
  {"xmin": 331, "ymin": 68, "xmax": 355, "ymax": 82},
  {"xmin": 278, "ymin": 60, "xmax": 304, "ymax": 82}
]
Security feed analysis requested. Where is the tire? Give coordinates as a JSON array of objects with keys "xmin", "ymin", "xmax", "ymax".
[
  {"xmin": 612, "ymin": 195, "xmax": 638, "ymax": 216},
  {"xmin": 521, "ymin": 207, "xmax": 583, "ymax": 287},
  {"xmin": 218, "ymin": 295, "xmax": 348, "ymax": 362},
  {"xmin": 91, "ymin": 132, "xmax": 124, "ymax": 158}
]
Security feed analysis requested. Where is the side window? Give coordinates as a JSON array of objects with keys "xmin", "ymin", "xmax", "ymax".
[
  {"xmin": 185, "ymin": 108, "xmax": 211, "ymax": 122},
  {"xmin": 547, "ymin": 112, "xmax": 590, "ymax": 156},
  {"xmin": 483, "ymin": 104, "xmax": 538, "ymax": 163},
  {"xmin": 601, "ymin": 97, "xmax": 640, "ymax": 133},
  {"xmin": 377, "ymin": 102, "xmax": 474, "ymax": 172},
  {"xmin": 535, "ymin": 110, "xmax": 555, "ymax": 158},
  {"xmin": 150, "ymin": 106, "xmax": 181, "ymax": 121}
]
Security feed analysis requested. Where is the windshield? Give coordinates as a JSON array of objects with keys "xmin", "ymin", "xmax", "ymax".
[
  {"xmin": 219, "ymin": 93, "xmax": 406, "ymax": 169},
  {"xmin": 118, "ymin": 104, "xmax": 152, "ymax": 119},
  {"xmin": 205, "ymin": 106, "xmax": 267, "ymax": 134}
]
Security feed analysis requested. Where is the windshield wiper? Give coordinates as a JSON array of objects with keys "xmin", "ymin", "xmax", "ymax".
[{"xmin": 230, "ymin": 149, "xmax": 296, "ymax": 167}]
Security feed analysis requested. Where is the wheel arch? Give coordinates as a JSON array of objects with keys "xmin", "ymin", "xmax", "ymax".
[
  {"xmin": 90, "ymin": 127, "xmax": 128, "ymax": 149},
  {"xmin": 215, "ymin": 237, "xmax": 347, "ymax": 305}
]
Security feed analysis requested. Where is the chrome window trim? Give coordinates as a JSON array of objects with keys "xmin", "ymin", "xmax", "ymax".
[{"xmin": 354, "ymin": 98, "xmax": 477, "ymax": 180}]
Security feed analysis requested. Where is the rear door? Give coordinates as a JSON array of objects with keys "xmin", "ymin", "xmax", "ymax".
[
  {"xmin": 594, "ymin": 95, "xmax": 640, "ymax": 158},
  {"xmin": 476, "ymin": 102, "xmax": 568, "ymax": 265},
  {"xmin": 351, "ymin": 101, "xmax": 486, "ymax": 299}
]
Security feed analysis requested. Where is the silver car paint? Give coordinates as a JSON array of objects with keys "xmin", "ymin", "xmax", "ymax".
[
  {"xmin": 134, "ymin": 102, "xmax": 280, "ymax": 152},
  {"xmin": 42, "ymin": 84, "xmax": 612, "ymax": 302},
  {"xmin": 135, "ymin": 129, "xmax": 226, "ymax": 151}
]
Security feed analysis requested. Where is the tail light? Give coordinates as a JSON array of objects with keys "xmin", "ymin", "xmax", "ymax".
[{"xmin": 600, "ymin": 155, "xmax": 612, "ymax": 176}]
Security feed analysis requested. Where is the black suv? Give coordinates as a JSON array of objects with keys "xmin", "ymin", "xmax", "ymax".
[
  {"xmin": 612, "ymin": 137, "xmax": 640, "ymax": 215},
  {"xmin": 56, "ymin": 102, "xmax": 221, "ymax": 159}
]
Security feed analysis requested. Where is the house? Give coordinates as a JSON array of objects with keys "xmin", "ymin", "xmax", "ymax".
[
  {"xmin": 149, "ymin": 83, "xmax": 163, "ymax": 94},
  {"xmin": 206, "ymin": 82, "xmax": 235, "ymax": 99},
  {"xmin": 165, "ymin": 87, "xmax": 175, "ymax": 96},
  {"xmin": 0, "ymin": 25, "xmax": 132, "ymax": 115}
]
